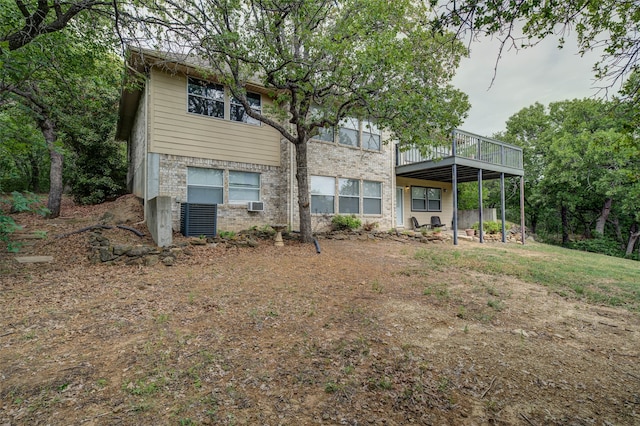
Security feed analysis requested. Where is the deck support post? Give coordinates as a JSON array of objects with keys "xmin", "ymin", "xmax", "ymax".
[
  {"xmin": 478, "ymin": 169, "xmax": 484, "ymax": 243},
  {"xmin": 453, "ymin": 163, "xmax": 458, "ymax": 245},
  {"xmin": 520, "ymin": 176, "xmax": 526, "ymax": 245},
  {"xmin": 500, "ymin": 173, "xmax": 506, "ymax": 243}
]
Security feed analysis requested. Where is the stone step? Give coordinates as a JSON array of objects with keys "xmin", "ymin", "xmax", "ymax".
[{"xmin": 15, "ymin": 256, "xmax": 54, "ymax": 264}]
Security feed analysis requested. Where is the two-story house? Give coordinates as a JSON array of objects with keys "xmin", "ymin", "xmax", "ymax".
[{"xmin": 116, "ymin": 48, "xmax": 525, "ymax": 247}]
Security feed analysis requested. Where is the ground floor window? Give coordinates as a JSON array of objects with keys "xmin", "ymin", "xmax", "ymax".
[
  {"xmin": 363, "ymin": 181, "xmax": 382, "ymax": 214},
  {"xmin": 187, "ymin": 167, "xmax": 223, "ymax": 204},
  {"xmin": 339, "ymin": 178, "xmax": 360, "ymax": 214},
  {"xmin": 311, "ymin": 176, "xmax": 383, "ymax": 216},
  {"xmin": 411, "ymin": 186, "xmax": 441, "ymax": 212},
  {"xmin": 310, "ymin": 176, "xmax": 335, "ymax": 214},
  {"xmin": 229, "ymin": 171, "xmax": 260, "ymax": 202},
  {"xmin": 187, "ymin": 167, "xmax": 261, "ymax": 205}
]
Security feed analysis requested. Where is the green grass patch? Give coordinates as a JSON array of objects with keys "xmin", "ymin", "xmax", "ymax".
[{"xmin": 411, "ymin": 243, "xmax": 640, "ymax": 311}]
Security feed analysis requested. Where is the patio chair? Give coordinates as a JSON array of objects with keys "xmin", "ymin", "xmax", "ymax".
[
  {"xmin": 411, "ymin": 216, "xmax": 430, "ymax": 230},
  {"xmin": 430, "ymin": 216, "xmax": 447, "ymax": 231}
]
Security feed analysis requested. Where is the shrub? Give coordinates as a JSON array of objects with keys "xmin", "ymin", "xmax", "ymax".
[
  {"xmin": 472, "ymin": 221, "xmax": 501, "ymax": 234},
  {"xmin": 569, "ymin": 237, "xmax": 624, "ymax": 257},
  {"xmin": 331, "ymin": 214, "xmax": 361, "ymax": 231},
  {"xmin": 10, "ymin": 191, "xmax": 49, "ymax": 215},
  {"xmin": 0, "ymin": 214, "xmax": 21, "ymax": 252}
]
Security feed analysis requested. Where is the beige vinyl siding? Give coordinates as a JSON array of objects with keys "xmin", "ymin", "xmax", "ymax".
[{"xmin": 148, "ymin": 68, "xmax": 281, "ymax": 166}]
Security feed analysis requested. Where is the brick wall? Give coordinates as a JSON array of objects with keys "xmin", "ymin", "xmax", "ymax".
[
  {"xmin": 158, "ymin": 136, "xmax": 396, "ymax": 234},
  {"xmin": 290, "ymin": 138, "xmax": 395, "ymax": 232},
  {"xmin": 158, "ymin": 154, "xmax": 288, "ymax": 232}
]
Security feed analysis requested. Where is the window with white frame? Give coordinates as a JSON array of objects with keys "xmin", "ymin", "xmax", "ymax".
[
  {"xmin": 363, "ymin": 181, "xmax": 382, "ymax": 214},
  {"xmin": 187, "ymin": 77, "xmax": 261, "ymax": 125},
  {"xmin": 229, "ymin": 171, "xmax": 260, "ymax": 202},
  {"xmin": 187, "ymin": 168, "xmax": 223, "ymax": 204},
  {"xmin": 313, "ymin": 117, "xmax": 381, "ymax": 151},
  {"xmin": 310, "ymin": 176, "xmax": 335, "ymax": 214},
  {"xmin": 315, "ymin": 126, "xmax": 335, "ymax": 142},
  {"xmin": 411, "ymin": 186, "xmax": 441, "ymax": 212},
  {"xmin": 338, "ymin": 178, "xmax": 360, "ymax": 214},
  {"xmin": 230, "ymin": 92, "xmax": 262, "ymax": 125},
  {"xmin": 187, "ymin": 77, "xmax": 224, "ymax": 119},
  {"xmin": 362, "ymin": 120, "xmax": 381, "ymax": 151},
  {"xmin": 338, "ymin": 117, "xmax": 360, "ymax": 147},
  {"xmin": 310, "ymin": 176, "xmax": 383, "ymax": 215}
]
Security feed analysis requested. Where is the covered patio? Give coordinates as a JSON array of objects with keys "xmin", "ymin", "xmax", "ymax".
[{"xmin": 396, "ymin": 129, "xmax": 525, "ymax": 245}]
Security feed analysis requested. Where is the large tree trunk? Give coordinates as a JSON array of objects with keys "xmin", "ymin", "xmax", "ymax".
[
  {"xmin": 626, "ymin": 223, "xmax": 640, "ymax": 256},
  {"xmin": 39, "ymin": 117, "xmax": 63, "ymax": 218},
  {"xmin": 561, "ymin": 204, "xmax": 569, "ymax": 245},
  {"xmin": 595, "ymin": 197, "xmax": 612, "ymax": 236},
  {"xmin": 295, "ymin": 141, "xmax": 313, "ymax": 243}
]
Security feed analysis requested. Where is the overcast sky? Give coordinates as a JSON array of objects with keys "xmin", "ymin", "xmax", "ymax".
[{"xmin": 451, "ymin": 33, "xmax": 604, "ymax": 138}]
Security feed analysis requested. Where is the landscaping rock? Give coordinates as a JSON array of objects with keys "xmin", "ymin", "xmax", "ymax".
[
  {"xmin": 113, "ymin": 244, "xmax": 133, "ymax": 256},
  {"xmin": 99, "ymin": 247, "xmax": 115, "ymax": 262},
  {"xmin": 127, "ymin": 246, "xmax": 153, "ymax": 257}
]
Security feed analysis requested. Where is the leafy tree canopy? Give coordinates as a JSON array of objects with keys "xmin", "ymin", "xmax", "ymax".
[
  {"xmin": 501, "ymin": 97, "xmax": 640, "ymax": 251},
  {"xmin": 0, "ymin": 0, "xmax": 114, "ymax": 52},
  {"xmin": 1, "ymin": 23, "xmax": 125, "ymax": 214}
]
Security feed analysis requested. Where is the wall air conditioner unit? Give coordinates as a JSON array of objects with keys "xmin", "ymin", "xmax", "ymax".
[{"xmin": 247, "ymin": 201, "xmax": 265, "ymax": 212}]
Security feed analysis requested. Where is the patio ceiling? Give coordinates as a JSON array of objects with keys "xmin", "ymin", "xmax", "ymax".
[{"xmin": 395, "ymin": 157, "xmax": 524, "ymax": 184}]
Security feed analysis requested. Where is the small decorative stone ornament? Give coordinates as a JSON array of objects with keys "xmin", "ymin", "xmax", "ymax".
[{"xmin": 271, "ymin": 224, "xmax": 287, "ymax": 247}]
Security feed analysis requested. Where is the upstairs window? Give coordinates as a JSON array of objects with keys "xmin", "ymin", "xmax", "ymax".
[
  {"xmin": 187, "ymin": 77, "xmax": 224, "ymax": 119},
  {"xmin": 338, "ymin": 117, "xmax": 360, "ymax": 147},
  {"xmin": 315, "ymin": 126, "xmax": 335, "ymax": 142},
  {"xmin": 313, "ymin": 117, "xmax": 381, "ymax": 151},
  {"xmin": 362, "ymin": 120, "xmax": 381, "ymax": 151},
  {"xmin": 230, "ymin": 92, "xmax": 262, "ymax": 125}
]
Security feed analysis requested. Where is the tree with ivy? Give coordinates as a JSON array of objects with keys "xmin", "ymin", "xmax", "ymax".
[{"xmin": 132, "ymin": 0, "xmax": 470, "ymax": 242}]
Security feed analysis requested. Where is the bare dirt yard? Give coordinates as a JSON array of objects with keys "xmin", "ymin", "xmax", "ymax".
[{"xmin": 1, "ymin": 196, "xmax": 639, "ymax": 425}]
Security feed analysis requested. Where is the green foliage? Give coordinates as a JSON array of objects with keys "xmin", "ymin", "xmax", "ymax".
[
  {"xmin": 472, "ymin": 221, "xmax": 501, "ymax": 234},
  {"xmin": 9, "ymin": 191, "xmax": 50, "ymax": 216},
  {"xmin": 500, "ymin": 98, "xmax": 640, "ymax": 253},
  {"xmin": 0, "ymin": 214, "xmax": 21, "ymax": 253},
  {"xmin": 331, "ymin": 215, "xmax": 362, "ymax": 231},
  {"xmin": 218, "ymin": 231, "xmax": 237, "ymax": 239},
  {"xmin": 412, "ymin": 243, "xmax": 640, "ymax": 310},
  {"xmin": 569, "ymin": 237, "xmax": 625, "ymax": 258},
  {"xmin": 0, "ymin": 107, "xmax": 49, "ymax": 192},
  {"xmin": 1, "ymin": 13, "xmax": 123, "ymax": 216}
]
